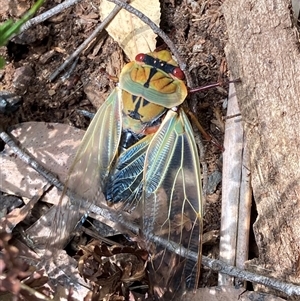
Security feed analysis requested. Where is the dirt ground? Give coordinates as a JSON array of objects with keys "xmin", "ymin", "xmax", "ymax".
[{"xmin": 0, "ymin": 0, "xmax": 229, "ymax": 299}]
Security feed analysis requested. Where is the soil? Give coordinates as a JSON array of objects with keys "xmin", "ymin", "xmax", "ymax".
[{"xmin": 0, "ymin": 0, "xmax": 228, "ymax": 299}]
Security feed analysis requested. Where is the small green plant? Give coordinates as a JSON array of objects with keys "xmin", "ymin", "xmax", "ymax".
[{"xmin": 0, "ymin": 0, "xmax": 44, "ymax": 68}]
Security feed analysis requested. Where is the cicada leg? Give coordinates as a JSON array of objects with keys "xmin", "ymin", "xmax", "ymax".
[
  {"xmin": 185, "ymin": 79, "xmax": 241, "ymax": 151},
  {"xmin": 185, "ymin": 108, "xmax": 224, "ymax": 151}
]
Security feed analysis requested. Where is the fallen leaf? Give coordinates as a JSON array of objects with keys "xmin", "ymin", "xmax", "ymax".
[
  {"xmin": 0, "ymin": 122, "xmax": 84, "ymax": 200},
  {"xmin": 99, "ymin": 0, "xmax": 160, "ymax": 60},
  {"xmin": 0, "ymin": 188, "xmax": 46, "ymax": 232},
  {"xmin": 0, "ymin": 122, "xmax": 84, "ymax": 250}
]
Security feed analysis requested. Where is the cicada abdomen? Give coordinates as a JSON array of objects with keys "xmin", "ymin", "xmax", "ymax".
[{"xmin": 62, "ymin": 50, "xmax": 203, "ymax": 299}]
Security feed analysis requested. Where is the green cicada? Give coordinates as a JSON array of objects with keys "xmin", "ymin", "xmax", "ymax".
[{"xmin": 65, "ymin": 50, "xmax": 203, "ymax": 298}]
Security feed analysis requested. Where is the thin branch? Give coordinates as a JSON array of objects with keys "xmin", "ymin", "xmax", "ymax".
[
  {"xmin": 2, "ymin": 128, "xmax": 300, "ymax": 296},
  {"xmin": 19, "ymin": 0, "xmax": 83, "ymax": 33},
  {"xmin": 219, "ymin": 82, "xmax": 244, "ymax": 286},
  {"xmin": 235, "ymin": 143, "xmax": 251, "ymax": 282},
  {"xmin": 49, "ymin": 4, "xmax": 122, "ymax": 81},
  {"xmin": 203, "ymin": 256, "xmax": 300, "ymax": 296},
  {"xmin": 19, "ymin": 282, "xmax": 52, "ymax": 301}
]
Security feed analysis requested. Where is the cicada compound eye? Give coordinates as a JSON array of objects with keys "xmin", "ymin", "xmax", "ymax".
[
  {"xmin": 172, "ymin": 67, "xmax": 185, "ymax": 80},
  {"xmin": 135, "ymin": 53, "xmax": 146, "ymax": 62}
]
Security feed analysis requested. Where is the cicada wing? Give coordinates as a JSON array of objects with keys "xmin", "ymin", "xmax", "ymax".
[
  {"xmin": 142, "ymin": 108, "xmax": 203, "ymax": 295},
  {"xmin": 97, "ymin": 133, "xmax": 155, "ymax": 238},
  {"xmin": 104, "ymin": 133, "xmax": 154, "ymax": 209},
  {"xmin": 52, "ymin": 87, "xmax": 122, "ymax": 249},
  {"xmin": 67, "ymin": 87, "xmax": 122, "ymax": 199}
]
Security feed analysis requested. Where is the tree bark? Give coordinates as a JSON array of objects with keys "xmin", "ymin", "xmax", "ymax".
[{"xmin": 222, "ymin": 0, "xmax": 300, "ymax": 292}]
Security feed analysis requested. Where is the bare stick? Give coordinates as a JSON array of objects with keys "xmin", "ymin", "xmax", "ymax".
[
  {"xmin": 19, "ymin": 0, "xmax": 83, "ymax": 33},
  {"xmin": 219, "ymin": 82, "xmax": 244, "ymax": 285},
  {"xmin": 106, "ymin": 0, "xmax": 195, "ymax": 88},
  {"xmin": 19, "ymin": 282, "xmax": 52, "ymax": 301},
  {"xmin": 49, "ymin": 4, "xmax": 122, "ymax": 81},
  {"xmin": 235, "ymin": 142, "xmax": 251, "ymax": 286},
  {"xmin": 203, "ymin": 256, "xmax": 300, "ymax": 296}
]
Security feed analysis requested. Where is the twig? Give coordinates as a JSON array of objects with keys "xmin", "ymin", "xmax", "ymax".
[
  {"xmin": 49, "ymin": 4, "xmax": 122, "ymax": 81},
  {"xmin": 2, "ymin": 128, "xmax": 300, "ymax": 296},
  {"xmin": 219, "ymin": 82, "xmax": 244, "ymax": 286},
  {"xmin": 106, "ymin": 0, "xmax": 195, "ymax": 88},
  {"xmin": 19, "ymin": 0, "xmax": 83, "ymax": 33},
  {"xmin": 236, "ymin": 143, "xmax": 251, "ymax": 283},
  {"xmin": 19, "ymin": 282, "xmax": 52, "ymax": 300},
  {"xmin": 202, "ymin": 256, "xmax": 300, "ymax": 296},
  {"xmin": 65, "ymin": 200, "xmax": 300, "ymax": 296},
  {"xmin": 72, "ymin": 198, "xmax": 300, "ymax": 296}
]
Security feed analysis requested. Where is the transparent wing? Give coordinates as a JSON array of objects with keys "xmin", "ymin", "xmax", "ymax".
[
  {"xmin": 67, "ymin": 87, "xmax": 122, "ymax": 199},
  {"xmin": 52, "ymin": 87, "xmax": 122, "ymax": 248},
  {"xmin": 142, "ymin": 108, "xmax": 203, "ymax": 295},
  {"xmin": 104, "ymin": 133, "xmax": 154, "ymax": 209}
]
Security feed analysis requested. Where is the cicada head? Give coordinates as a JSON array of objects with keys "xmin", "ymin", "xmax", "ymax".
[
  {"xmin": 135, "ymin": 50, "xmax": 185, "ymax": 80},
  {"xmin": 119, "ymin": 50, "xmax": 188, "ymax": 109}
]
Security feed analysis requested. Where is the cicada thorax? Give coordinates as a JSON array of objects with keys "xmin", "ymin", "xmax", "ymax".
[
  {"xmin": 121, "ymin": 90, "xmax": 167, "ymax": 136},
  {"xmin": 119, "ymin": 50, "xmax": 188, "ymax": 108},
  {"xmin": 103, "ymin": 51, "xmax": 190, "ymax": 207}
]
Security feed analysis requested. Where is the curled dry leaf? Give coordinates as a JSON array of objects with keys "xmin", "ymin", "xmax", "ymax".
[
  {"xmin": 0, "ymin": 191, "xmax": 42, "ymax": 232},
  {"xmin": 99, "ymin": 0, "xmax": 160, "ymax": 60},
  {"xmin": 77, "ymin": 240, "xmax": 148, "ymax": 300}
]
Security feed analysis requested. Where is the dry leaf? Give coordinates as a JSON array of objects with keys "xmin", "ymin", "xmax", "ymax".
[
  {"xmin": 1, "ymin": 189, "xmax": 44, "ymax": 232},
  {"xmin": 77, "ymin": 241, "xmax": 147, "ymax": 300},
  {"xmin": 0, "ymin": 122, "xmax": 85, "ymax": 250},
  {"xmin": 0, "ymin": 122, "xmax": 84, "ymax": 200},
  {"xmin": 99, "ymin": 0, "xmax": 160, "ymax": 60}
]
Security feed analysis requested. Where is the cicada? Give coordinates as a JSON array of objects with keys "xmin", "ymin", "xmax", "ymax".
[{"xmin": 64, "ymin": 50, "xmax": 203, "ymax": 298}]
